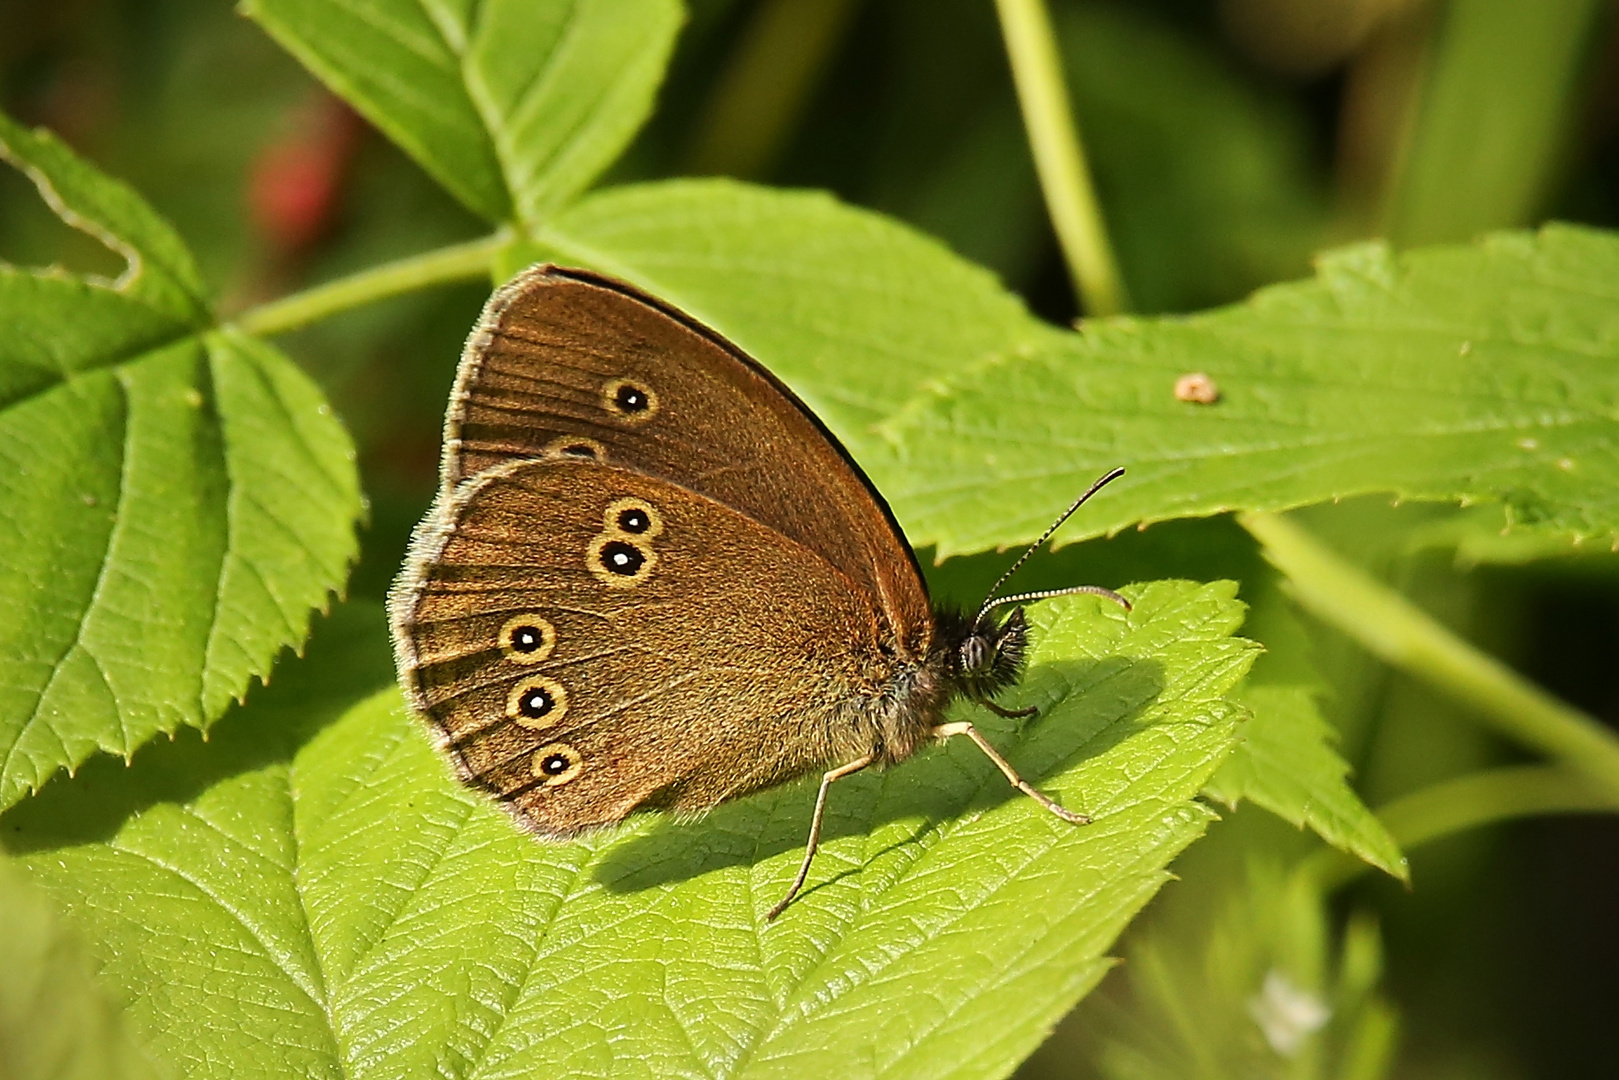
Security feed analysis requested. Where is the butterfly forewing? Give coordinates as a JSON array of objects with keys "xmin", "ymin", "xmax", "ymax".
[
  {"xmin": 393, "ymin": 458, "xmax": 899, "ymax": 834},
  {"xmin": 441, "ymin": 266, "xmax": 932, "ymax": 658}
]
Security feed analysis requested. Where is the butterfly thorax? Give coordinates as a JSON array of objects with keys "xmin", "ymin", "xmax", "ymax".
[{"xmin": 854, "ymin": 605, "xmax": 1029, "ymax": 768}]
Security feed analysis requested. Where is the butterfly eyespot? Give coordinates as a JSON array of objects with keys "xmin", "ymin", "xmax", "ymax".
[
  {"xmin": 531, "ymin": 743, "xmax": 583, "ymax": 786},
  {"xmin": 603, "ymin": 497, "xmax": 663, "ymax": 538},
  {"xmin": 499, "ymin": 614, "xmax": 556, "ymax": 663},
  {"xmin": 544, "ymin": 435, "xmax": 605, "ymax": 461},
  {"xmin": 506, "ymin": 675, "xmax": 568, "ymax": 729},
  {"xmin": 587, "ymin": 535, "xmax": 656, "ymax": 587},
  {"xmin": 602, "ymin": 378, "xmax": 658, "ymax": 422},
  {"xmin": 600, "ymin": 541, "xmax": 644, "ymax": 574}
]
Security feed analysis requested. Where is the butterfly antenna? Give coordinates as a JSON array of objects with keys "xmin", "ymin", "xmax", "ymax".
[
  {"xmin": 980, "ymin": 585, "xmax": 1131, "ymax": 622},
  {"xmin": 974, "ymin": 467, "xmax": 1126, "ymax": 628}
]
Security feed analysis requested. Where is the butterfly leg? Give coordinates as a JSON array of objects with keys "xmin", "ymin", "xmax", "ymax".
[
  {"xmin": 933, "ymin": 721, "xmax": 1090, "ymax": 825},
  {"xmin": 767, "ymin": 752, "xmax": 877, "ymax": 921},
  {"xmin": 980, "ymin": 698, "xmax": 1037, "ymax": 720}
]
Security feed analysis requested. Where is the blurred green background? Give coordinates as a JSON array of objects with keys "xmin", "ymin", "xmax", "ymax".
[{"xmin": 3, "ymin": 1, "xmax": 1617, "ymax": 1076}]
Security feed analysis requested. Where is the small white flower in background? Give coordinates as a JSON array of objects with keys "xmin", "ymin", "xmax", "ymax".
[{"xmin": 1247, "ymin": 969, "xmax": 1330, "ymax": 1057}]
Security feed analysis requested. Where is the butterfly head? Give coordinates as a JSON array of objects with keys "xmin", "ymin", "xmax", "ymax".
[{"xmin": 940, "ymin": 605, "xmax": 1029, "ymax": 703}]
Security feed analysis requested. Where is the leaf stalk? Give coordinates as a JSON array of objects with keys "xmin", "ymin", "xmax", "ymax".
[
  {"xmin": 1309, "ymin": 765, "xmax": 1619, "ymax": 890},
  {"xmin": 1241, "ymin": 510, "xmax": 1619, "ymax": 798},
  {"xmin": 232, "ymin": 232, "xmax": 508, "ymax": 337}
]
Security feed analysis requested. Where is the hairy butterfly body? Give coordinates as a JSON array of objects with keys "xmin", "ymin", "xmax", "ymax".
[{"xmin": 388, "ymin": 265, "xmax": 1125, "ymax": 918}]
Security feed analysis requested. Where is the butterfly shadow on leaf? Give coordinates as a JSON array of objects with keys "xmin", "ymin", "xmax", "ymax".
[{"xmin": 593, "ymin": 651, "xmax": 1168, "ymax": 900}]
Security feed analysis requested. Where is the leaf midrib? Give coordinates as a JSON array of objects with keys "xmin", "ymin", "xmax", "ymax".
[{"xmin": 459, "ymin": 835, "xmax": 623, "ymax": 1080}]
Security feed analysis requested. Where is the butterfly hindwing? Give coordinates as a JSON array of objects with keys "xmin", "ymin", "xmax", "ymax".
[{"xmin": 391, "ymin": 457, "xmax": 897, "ymax": 834}]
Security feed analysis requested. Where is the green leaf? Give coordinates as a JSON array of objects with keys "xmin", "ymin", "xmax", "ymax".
[
  {"xmin": 0, "ymin": 114, "xmax": 209, "ymax": 328},
  {"xmin": 0, "ymin": 114, "xmax": 209, "ymax": 407},
  {"xmin": 9, "ymin": 582, "xmax": 1255, "ymax": 1080},
  {"xmin": 0, "ymin": 115, "xmax": 363, "ymax": 809},
  {"xmin": 883, "ymin": 225, "xmax": 1619, "ymax": 557},
  {"xmin": 516, "ymin": 177, "xmax": 1046, "ymax": 450},
  {"xmin": 241, "ymin": 0, "xmax": 684, "ymax": 226},
  {"xmin": 1205, "ymin": 576, "xmax": 1406, "ymax": 881},
  {"xmin": 1209, "ymin": 686, "xmax": 1407, "ymax": 883},
  {"xmin": 0, "ymin": 858, "xmax": 166, "ymax": 1080},
  {"xmin": 1397, "ymin": 501, "xmax": 1617, "ymax": 566}
]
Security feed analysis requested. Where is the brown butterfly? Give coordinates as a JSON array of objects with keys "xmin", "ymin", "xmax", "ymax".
[{"xmin": 387, "ymin": 265, "xmax": 1126, "ymax": 918}]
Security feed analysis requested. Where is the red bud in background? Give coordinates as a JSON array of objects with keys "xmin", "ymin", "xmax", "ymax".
[{"xmin": 247, "ymin": 92, "xmax": 363, "ymax": 258}]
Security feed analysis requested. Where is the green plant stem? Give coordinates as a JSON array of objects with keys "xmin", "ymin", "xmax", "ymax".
[
  {"xmin": 1310, "ymin": 765, "xmax": 1619, "ymax": 890},
  {"xmin": 1241, "ymin": 511, "xmax": 1619, "ymax": 797},
  {"xmin": 233, "ymin": 232, "xmax": 508, "ymax": 337},
  {"xmin": 994, "ymin": 0, "xmax": 1129, "ymax": 316}
]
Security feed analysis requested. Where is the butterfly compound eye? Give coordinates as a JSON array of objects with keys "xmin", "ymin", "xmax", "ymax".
[
  {"xmin": 602, "ymin": 378, "xmax": 658, "ymax": 422},
  {"xmin": 959, "ymin": 634, "xmax": 990, "ymax": 674}
]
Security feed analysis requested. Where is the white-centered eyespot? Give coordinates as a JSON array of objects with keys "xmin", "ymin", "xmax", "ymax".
[
  {"xmin": 602, "ymin": 377, "xmax": 658, "ymax": 422},
  {"xmin": 544, "ymin": 435, "xmax": 606, "ymax": 461},
  {"xmin": 506, "ymin": 675, "xmax": 568, "ymax": 730},
  {"xmin": 587, "ymin": 534, "xmax": 656, "ymax": 588},
  {"xmin": 602, "ymin": 496, "xmax": 663, "ymax": 539},
  {"xmin": 499, "ymin": 614, "xmax": 556, "ymax": 663},
  {"xmin": 531, "ymin": 742, "xmax": 583, "ymax": 786}
]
